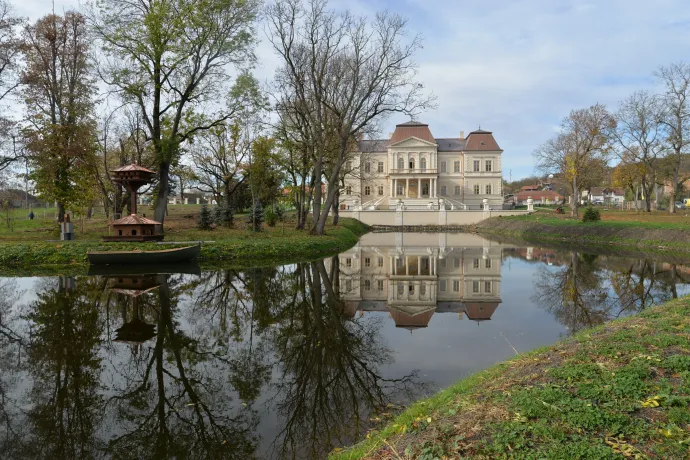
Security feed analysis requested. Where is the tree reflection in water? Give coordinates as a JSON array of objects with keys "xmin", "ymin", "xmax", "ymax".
[
  {"xmin": 0, "ymin": 259, "xmax": 423, "ymax": 460},
  {"xmin": 532, "ymin": 252, "xmax": 679, "ymax": 332}
]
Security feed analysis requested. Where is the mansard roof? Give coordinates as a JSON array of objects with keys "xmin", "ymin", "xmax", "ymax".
[
  {"xmin": 436, "ymin": 138, "xmax": 466, "ymax": 152},
  {"xmin": 358, "ymin": 139, "xmax": 388, "ymax": 153},
  {"xmin": 389, "ymin": 121, "xmax": 436, "ymax": 145},
  {"xmin": 464, "ymin": 129, "xmax": 502, "ymax": 151}
]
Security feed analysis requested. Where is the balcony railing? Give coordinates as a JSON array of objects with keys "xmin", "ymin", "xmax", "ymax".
[{"xmin": 390, "ymin": 168, "xmax": 438, "ymax": 174}]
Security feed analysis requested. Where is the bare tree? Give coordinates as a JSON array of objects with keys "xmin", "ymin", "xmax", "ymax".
[
  {"xmin": 267, "ymin": 0, "xmax": 434, "ymax": 234},
  {"xmin": 534, "ymin": 104, "xmax": 614, "ymax": 217},
  {"xmin": 608, "ymin": 91, "xmax": 666, "ymax": 212},
  {"xmin": 90, "ymin": 0, "xmax": 260, "ymax": 230},
  {"xmin": 0, "ymin": 1, "xmax": 24, "ymax": 171},
  {"xmin": 656, "ymin": 62, "xmax": 690, "ymax": 213}
]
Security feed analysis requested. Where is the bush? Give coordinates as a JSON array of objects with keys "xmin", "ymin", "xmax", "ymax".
[
  {"xmin": 275, "ymin": 205, "xmax": 284, "ymax": 222},
  {"xmin": 214, "ymin": 201, "xmax": 234, "ymax": 228},
  {"xmin": 246, "ymin": 201, "xmax": 264, "ymax": 232},
  {"xmin": 582, "ymin": 206, "xmax": 601, "ymax": 223},
  {"xmin": 197, "ymin": 204, "xmax": 214, "ymax": 230},
  {"xmin": 265, "ymin": 207, "xmax": 278, "ymax": 227}
]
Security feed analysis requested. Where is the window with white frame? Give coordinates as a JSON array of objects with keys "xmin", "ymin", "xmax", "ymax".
[
  {"xmin": 378, "ymin": 257, "xmax": 384, "ymax": 267},
  {"xmin": 473, "ymin": 280, "xmax": 479, "ymax": 293},
  {"xmin": 377, "ymin": 279, "xmax": 384, "ymax": 290},
  {"xmin": 474, "ymin": 184, "xmax": 480, "ymax": 194},
  {"xmin": 420, "ymin": 157, "xmax": 427, "ymax": 170},
  {"xmin": 345, "ymin": 258, "xmax": 352, "ymax": 268},
  {"xmin": 378, "ymin": 186, "xmax": 384, "ymax": 196},
  {"xmin": 409, "ymin": 158, "xmax": 415, "ymax": 169},
  {"xmin": 396, "ymin": 182, "xmax": 403, "ymax": 195},
  {"xmin": 440, "ymin": 185, "xmax": 447, "ymax": 196},
  {"xmin": 473, "ymin": 258, "xmax": 480, "ymax": 269},
  {"xmin": 454, "ymin": 185, "xmax": 461, "ymax": 195},
  {"xmin": 364, "ymin": 186, "xmax": 371, "ymax": 196},
  {"xmin": 473, "ymin": 160, "xmax": 480, "ymax": 172},
  {"xmin": 346, "ymin": 186, "xmax": 352, "ymax": 195},
  {"xmin": 364, "ymin": 279, "xmax": 371, "ymax": 290},
  {"xmin": 364, "ymin": 162, "xmax": 371, "ymax": 173},
  {"xmin": 378, "ymin": 161, "xmax": 384, "ymax": 173},
  {"xmin": 364, "ymin": 257, "xmax": 370, "ymax": 267},
  {"xmin": 485, "ymin": 259, "xmax": 492, "ymax": 269},
  {"xmin": 454, "ymin": 161, "xmax": 460, "ymax": 173},
  {"xmin": 440, "ymin": 161, "xmax": 447, "ymax": 173},
  {"xmin": 453, "ymin": 280, "xmax": 460, "ymax": 292},
  {"xmin": 440, "ymin": 280, "xmax": 447, "ymax": 292},
  {"xmin": 485, "ymin": 160, "xmax": 492, "ymax": 172},
  {"xmin": 486, "ymin": 184, "xmax": 492, "ymax": 195},
  {"xmin": 454, "ymin": 257, "xmax": 460, "ymax": 268},
  {"xmin": 397, "ymin": 158, "xmax": 404, "ymax": 169},
  {"xmin": 422, "ymin": 182, "xmax": 429, "ymax": 195},
  {"xmin": 485, "ymin": 281, "xmax": 492, "ymax": 293}
]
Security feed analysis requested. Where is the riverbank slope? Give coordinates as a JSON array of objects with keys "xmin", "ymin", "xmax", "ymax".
[
  {"xmin": 474, "ymin": 212, "xmax": 690, "ymax": 253},
  {"xmin": 0, "ymin": 218, "xmax": 369, "ymax": 276},
  {"xmin": 332, "ymin": 295, "xmax": 690, "ymax": 459}
]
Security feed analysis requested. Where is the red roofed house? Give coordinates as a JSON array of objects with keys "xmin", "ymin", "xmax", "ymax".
[
  {"xmin": 341, "ymin": 121, "xmax": 504, "ymax": 210},
  {"xmin": 515, "ymin": 190, "xmax": 564, "ymax": 205}
]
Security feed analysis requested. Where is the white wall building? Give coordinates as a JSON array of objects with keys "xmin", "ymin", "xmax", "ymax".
[{"xmin": 341, "ymin": 121, "xmax": 504, "ymax": 210}]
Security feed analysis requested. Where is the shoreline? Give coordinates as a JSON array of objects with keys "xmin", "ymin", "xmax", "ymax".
[
  {"xmin": 0, "ymin": 218, "xmax": 369, "ymax": 276},
  {"xmin": 332, "ymin": 295, "xmax": 690, "ymax": 459}
]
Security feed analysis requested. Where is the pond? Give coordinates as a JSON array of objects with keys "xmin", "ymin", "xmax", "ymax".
[{"xmin": 1, "ymin": 232, "xmax": 689, "ymax": 459}]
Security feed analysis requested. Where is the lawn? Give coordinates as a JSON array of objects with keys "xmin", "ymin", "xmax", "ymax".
[
  {"xmin": 0, "ymin": 205, "xmax": 369, "ymax": 273},
  {"xmin": 519, "ymin": 208, "xmax": 690, "ymax": 230},
  {"xmin": 332, "ymin": 296, "xmax": 690, "ymax": 459}
]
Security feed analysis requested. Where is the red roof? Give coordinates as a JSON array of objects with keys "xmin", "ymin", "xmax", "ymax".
[
  {"xmin": 389, "ymin": 121, "xmax": 436, "ymax": 145},
  {"xmin": 111, "ymin": 164, "xmax": 156, "ymax": 174},
  {"xmin": 464, "ymin": 129, "xmax": 502, "ymax": 151},
  {"xmin": 111, "ymin": 214, "xmax": 161, "ymax": 226},
  {"xmin": 465, "ymin": 302, "xmax": 500, "ymax": 321},
  {"xmin": 520, "ymin": 185, "xmax": 540, "ymax": 191},
  {"xmin": 388, "ymin": 305, "xmax": 436, "ymax": 330}
]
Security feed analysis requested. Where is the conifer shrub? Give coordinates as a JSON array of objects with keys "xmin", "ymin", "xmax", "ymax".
[
  {"xmin": 582, "ymin": 206, "xmax": 601, "ymax": 222},
  {"xmin": 246, "ymin": 201, "xmax": 264, "ymax": 231},
  {"xmin": 265, "ymin": 207, "xmax": 278, "ymax": 227},
  {"xmin": 215, "ymin": 202, "xmax": 234, "ymax": 227},
  {"xmin": 197, "ymin": 204, "xmax": 214, "ymax": 230}
]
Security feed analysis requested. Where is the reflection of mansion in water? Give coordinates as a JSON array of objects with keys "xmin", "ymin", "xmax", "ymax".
[{"xmin": 337, "ymin": 233, "xmax": 502, "ymax": 329}]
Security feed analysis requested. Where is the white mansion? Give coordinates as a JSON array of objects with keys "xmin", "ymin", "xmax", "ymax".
[{"xmin": 342, "ymin": 121, "xmax": 504, "ymax": 210}]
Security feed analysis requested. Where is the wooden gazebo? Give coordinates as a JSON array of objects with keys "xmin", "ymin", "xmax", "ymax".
[{"xmin": 104, "ymin": 163, "xmax": 164, "ymax": 242}]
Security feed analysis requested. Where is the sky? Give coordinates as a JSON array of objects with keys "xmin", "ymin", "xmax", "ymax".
[{"xmin": 12, "ymin": 0, "xmax": 690, "ymax": 180}]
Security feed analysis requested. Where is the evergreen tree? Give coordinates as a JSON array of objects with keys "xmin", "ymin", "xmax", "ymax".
[
  {"xmin": 197, "ymin": 204, "xmax": 213, "ymax": 230},
  {"xmin": 215, "ymin": 201, "xmax": 234, "ymax": 228},
  {"xmin": 246, "ymin": 200, "xmax": 263, "ymax": 232}
]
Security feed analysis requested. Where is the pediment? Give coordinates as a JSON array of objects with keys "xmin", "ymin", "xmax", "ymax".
[{"xmin": 389, "ymin": 136, "xmax": 437, "ymax": 149}]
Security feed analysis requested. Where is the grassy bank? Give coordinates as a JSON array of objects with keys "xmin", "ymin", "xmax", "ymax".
[
  {"xmin": 333, "ymin": 296, "xmax": 690, "ymax": 459},
  {"xmin": 474, "ymin": 210, "xmax": 690, "ymax": 254},
  {"xmin": 0, "ymin": 218, "xmax": 369, "ymax": 276}
]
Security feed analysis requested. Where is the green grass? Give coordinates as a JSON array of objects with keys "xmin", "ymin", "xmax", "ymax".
[
  {"xmin": 332, "ymin": 297, "xmax": 690, "ymax": 459},
  {"xmin": 502, "ymin": 211, "xmax": 690, "ymax": 230},
  {"xmin": 0, "ymin": 217, "xmax": 369, "ymax": 275}
]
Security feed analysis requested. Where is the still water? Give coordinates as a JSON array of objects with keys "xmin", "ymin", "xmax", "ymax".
[{"xmin": 1, "ymin": 232, "xmax": 689, "ymax": 459}]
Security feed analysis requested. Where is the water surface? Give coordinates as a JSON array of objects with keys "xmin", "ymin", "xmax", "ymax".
[{"xmin": 1, "ymin": 233, "xmax": 688, "ymax": 459}]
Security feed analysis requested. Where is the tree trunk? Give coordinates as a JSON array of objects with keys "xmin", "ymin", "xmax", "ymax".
[
  {"xmin": 153, "ymin": 161, "xmax": 170, "ymax": 231},
  {"xmin": 86, "ymin": 207, "xmax": 93, "ymax": 219},
  {"xmin": 332, "ymin": 189, "xmax": 340, "ymax": 226},
  {"xmin": 669, "ymin": 166, "xmax": 679, "ymax": 214},
  {"xmin": 570, "ymin": 176, "xmax": 579, "ymax": 217},
  {"xmin": 57, "ymin": 202, "xmax": 66, "ymax": 223}
]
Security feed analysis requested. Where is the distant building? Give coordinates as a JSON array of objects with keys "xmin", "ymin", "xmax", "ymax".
[
  {"xmin": 341, "ymin": 121, "xmax": 504, "ymax": 210},
  {"xmin": 582, "ymin": 187, "xmax": 625, "ymax": 205},
  {"xmin": 515, "ymin": 190, "xmax": 564, "ymax": 205},
  {"xmin": 0, "ymin": 189, "xmax": 44, "ymax": 208}
]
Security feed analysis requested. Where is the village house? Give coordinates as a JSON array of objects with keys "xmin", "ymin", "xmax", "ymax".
[
  {"xmin": 582, "ymin": 187, "xmax": 625, "ymax": 205},
  {"xmin": 515, "ymin": 190, "xmax": 564, "ymax": 205},
  {"xmin": 341, "ymin": 121, "xmax": 504, "ymax": 210}
]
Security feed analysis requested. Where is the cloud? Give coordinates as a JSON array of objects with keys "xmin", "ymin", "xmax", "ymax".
[{"xmin": 13, "ymin": 0, "xmax": 690, "ymax": 179}]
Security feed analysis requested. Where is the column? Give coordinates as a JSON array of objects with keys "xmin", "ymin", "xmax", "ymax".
[
  {"xmin": 418, "ymin": 178, "xmax": 421, "ymax": 198},
  {"xmin": 417, "ymin": 256, "xmax": 421, "ymax": 276},
  {"xmin": 406, "ymin": 178, "xmax": 409, "ymax": 198},
  {"xmin": 391, "ymin": 178, "xmax": 395, "ymax": 197},
  {"xmin": 405, "ymin": 256, "xmax": 409, "ymax": 275}
]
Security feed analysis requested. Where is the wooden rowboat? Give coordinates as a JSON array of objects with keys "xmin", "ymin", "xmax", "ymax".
[{"xmin": 88, "ymin": 245, "xmax": 200, "ymax": 266}]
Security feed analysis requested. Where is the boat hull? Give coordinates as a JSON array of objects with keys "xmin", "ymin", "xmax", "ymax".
[{"xmin": 88, "ymin": 245, "xmax": 200, "ymax": 265}]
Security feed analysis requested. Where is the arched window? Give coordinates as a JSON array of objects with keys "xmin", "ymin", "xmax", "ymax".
[
  {"xmin": 420, "ymin": 157, "xmax": 427, "ymax": 171},
  {"xmin": 409, "ymin": 158, "xmax": 415, "ymax": 170},
  {"xmin": 397, "ymin": 158, "xmax": 404, "ymax": 170}
]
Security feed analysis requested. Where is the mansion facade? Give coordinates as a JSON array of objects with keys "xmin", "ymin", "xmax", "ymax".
[{"xmin": 342, "ymin": 121, "xmax": 504, "ymax": 210}]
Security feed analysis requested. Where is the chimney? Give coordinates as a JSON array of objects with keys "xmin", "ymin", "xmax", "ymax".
[
  {"xmin": 388, "ymin": 132, "xmax": 393, "ymax": 139},
  {"xmin": 459, "ymin": 130, "xmax": 465, "ymax": 140}
]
